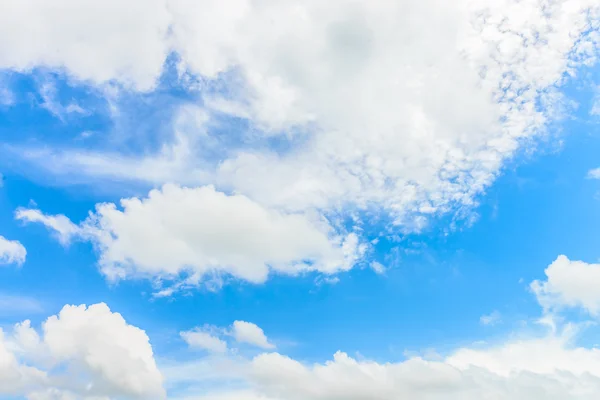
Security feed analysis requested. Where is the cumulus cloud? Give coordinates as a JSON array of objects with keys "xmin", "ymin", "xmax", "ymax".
[
  {"xmin": 0, "ymin": 303, "xmax": 165, "ymax": 399},
  {"xmin": 0, "ymin": 235, "xmax": 26, "ymax": 266},
  {"xmin": 180, "ymin": 320, "xmax": 274, "ymax": 354},
  {"xmin": 163, "ymin": 261, "xmax": 600, "ymax": 400},
  {"xmin": 181, "ymin": 329, "xmax": 228, "ymax": 354},
  {"xmin": 242, "ymin": 340, "xmax": 600, "ymax": 400},
  {"xmin": 17, "ymin": 184, "xmax": 363, "ymax": 289},
  {"xmin": 0, "ymin": 0, "xmax": 171, "ymax": 91},
  {"xmin": 531, "ymin": 255, "xmax": 600, "ymax": 316},
  {"xmin": 0, "ymin": 329, "xmax": 45, "ymax": 396},
  {"xmin": 2, "ymin": 0, "xmax": 599, "ymax": 229},
  {"xmin": 165, "ymin": 319, "xmax": 600, "ymax": 400},
  {"xmin": 231, "ymin": 321, "xmax": 275, "ymax": 350}
]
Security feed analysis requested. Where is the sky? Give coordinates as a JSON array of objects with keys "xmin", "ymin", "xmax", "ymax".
[{"xmin": 1, "ymin": 0, "xmax": 600, "ymax": 399}]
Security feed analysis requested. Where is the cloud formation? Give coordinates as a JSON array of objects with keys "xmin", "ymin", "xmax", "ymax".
[
  {"xmin": 0, "ymin": 303, "xmax": 165, "ymax": 399},
  {"xmin": 180, "ymin": 320, "xmax": 274, "ymax": 354},
  {"xmin": 231, "ymin": 321, "xmax": 275, "ymax": 350},
  {"xmin": 3, "ymin": 0, "xmax": 599, "ymax": 229},
  {"xmin": 17, "ymin": 184, "xmax": 363, "ymax": 289},
  {"xmin": 0, "ymin": 235, "xmax": 26, "ymax": 266},
  {"xmin": 167, "ymin": 318, "xmax": 600, "ymax": 400},
  {"xmin": 532, "ymin": 255, "xmax": 600, "ymax": 316}
]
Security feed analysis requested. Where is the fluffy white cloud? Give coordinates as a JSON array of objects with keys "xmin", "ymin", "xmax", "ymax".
[
  {"xmin": 15, "ymin": 209, "xmax": 80, "ymax": 246},
  {"xmin": 0, "ymin": 329, "xmax": 45, "ymax": 396},
  {"xmin": 232, "ymin": 321, "xmax": 275, "ymax": 350},
  {"xmin": 0, "ymin": 0, "xmax": 597, "ymax": 232},
  {"xmin": 17, "ymin": 184, "xmax": 363, "ymax": 289},
  {"xmin": 165, "ymin": 321, "xmax": 600, "ymax": 400},
  {"xmin": 0, "ymin": 235, "xmax": 26, "ymax": 266},
  {"xmin": 532, "ymin": 255, "xmax": 600, "ymax": 316},
  {"xmin": 180, "ymin": 320, "xmax": 274, "ymax": 355},
  {"xmin": 0, "ymin": 303, "xmax": 165, "ymax": 399},
  {"xmin": 181, "ymin": 329, "xmax": 228, "ymax": 354},
  {"xmin": 43, "ymin": 303, "xmax": 165, "ymax": 398},
  {"xmin": 0, "ymin": 0, "xmax": 171, "ymax": 90},
  {"xmin": 244, "ymin": 342, "xmax": 600, "ymax": 400},
  {"xmin": 7, "ymin": 0, "xmax": 599, "ymax": 229}
]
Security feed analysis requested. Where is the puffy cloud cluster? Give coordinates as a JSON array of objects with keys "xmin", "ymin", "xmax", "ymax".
[
  {"xmin": 532, "ymin": 255, "xmax": 600, "ymax": 316},
  {"xmin": 167, "ymin": 322, "xmax": 600, "ymax": 400},
  {"xmin": 0, "ymin": 303, "xmax": 165, "ymax": 399},
  {"xmin": 4, "ymin": 0, "xmax": 599, "ymax": 225},
  {"xmin": 161, "ymin": 257, "xmax": 600, "ymax": 399},
  {"xmin": 3, "ymin": 0, "xmax": 599, "ymax": 289},
  {"xmin": 242, "ymin": 342, "xmax": 600, "ymax": 400},
  {"xmin": 16, "ymin": 184, "xmax": 363, "ymax": 289},
  {"xmin": 0, "ymin": 235, "xmax": 26, "ymax": 266},
  {"xmin": 0, "ymin": 0, "xmax": 170, "ymax": 91},
  {"xmin": 1, "ymin": 274, "xmax": 600, "ymax": 400},
  {"xmin": 181, "ymin": 320, "xmax": 275, "ymax": 354}
]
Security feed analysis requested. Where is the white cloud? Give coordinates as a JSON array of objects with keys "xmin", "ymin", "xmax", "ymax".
[
  {"xmin": 180, "ymin": 320, "xmax": 274, "ymax": 354},
  {"xmin": 0, "ymin": 235, "xmax": 26, "ymax": 266},
  {"xmin": 15, "ymin": 209, "xmax": 81, "ymax": 246},
  {"xmin": 232, "ymin": 321, "xmax": 275, "ymax": 350},
  {"xmin": 370, "ymin": 261, "xmax": 386, "ymax": 275},
  {"xmin": 480, "ymin": 311, "xmax": 502, "ymax": 326},
  {"xmin": 17, "ymin": 184, "xmax": 363, "ymax": 289},
  {"xmin": 3, "ymin": 0, "xmax": 599, "ymax": 229},
  {"xmin": 37, "ymin": 80, "xmax": 88, "ymax": 121},
  {"xmin": 181, "ymin": 329, "xmax": 228, "ymax": 354},
  {"xmin": 0, "ymin": 303, "xmax": 165, "ymax": 399},
  {"xmin": 0, "ymin": 0, "xmax": 171, "ymax": 91},
  {"xmin": 588, "ymin": 168, "xmax": 600, "ymax": 179},
  {"xmin": 42, "ymin": 303, "xmax": 165, "ymax": 398},
  {"xmin": 532, "ymin": 255, "xmax": 600, "ymax": 316},
  {"xmin": 165, "ymin": 321, "xmax": 600, "ymax": 400},
  {"xmin": 245, "ymin": 340, "xmax": 600, "ymax": 400},
  {"xmin": 0, "ymin": 329, "xmax": 46, "ymax": 396}
]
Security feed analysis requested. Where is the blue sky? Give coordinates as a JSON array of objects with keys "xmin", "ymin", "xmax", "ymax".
[{"xmin": 1, "ymin": 1, "xmax": 600, "ymax": 399}]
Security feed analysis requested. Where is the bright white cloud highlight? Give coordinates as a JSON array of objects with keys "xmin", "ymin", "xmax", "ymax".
[
  {"xmin": 232, "ymin": 321, "xmax": 275, "ymax": 350},
  {"xmin": 0, "ymin": 235, "xmax": 26, "ymax": 266},
  {"xmin": 17, "ymin": 184, "xmax": 363, "ymax": 288},
  {"xmin": 0, "ymin": 303, "xmax": 165, "ymax": 399},
  {"xmin": 532, "ymin": 255, "xmax": 600, "ymax": 316}
]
